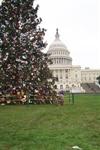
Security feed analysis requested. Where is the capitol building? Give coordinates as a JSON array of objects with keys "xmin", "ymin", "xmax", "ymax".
[{"xmin": 47, "ymin": 29, "xmax": 100, "ymax": 92}]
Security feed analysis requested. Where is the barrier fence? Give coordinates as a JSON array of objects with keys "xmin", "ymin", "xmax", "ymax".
[
  {"xmin": 65, "ymin": 92, "xmax": 100, "ymax": 104},
  {"xmin": 0, "ymin": 92, "xmax": 100, "ymax": 105}
]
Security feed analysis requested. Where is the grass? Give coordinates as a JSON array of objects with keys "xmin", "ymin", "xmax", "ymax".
[{"xmin": 0, "ymin": 94, "xmax": 100, "ymax": 150}]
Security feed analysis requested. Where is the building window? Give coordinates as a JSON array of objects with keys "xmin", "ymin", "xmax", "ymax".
[
  {"xmin": 75, "ymin": 74, "xmax": 78, "ymax": 78},
  {"xmin": 60, "ymin": 85, "xmax": 63, "ymax": 89},
  {"xmin": 66, "ymin": 69, "xmax": 68, "ymax": 72},
  {"xmin": 66, "ymin": 85, "xmax": 69, "ymax": 88},
  {"xmin": 60, "ymin": 76, "xmax": 62, "ymax": 79},
  {"xmin": 66, "ymin": 74, "xmax": 68, "ymax": 79},
  {"xmin": 60, "ymin": 69, "xmax": 62, "ymax": 73}
]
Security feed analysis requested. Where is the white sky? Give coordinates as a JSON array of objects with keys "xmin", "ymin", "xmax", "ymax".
[
  {"xmin": 0, "ymin": 0, "xmax": 100, "ymax": 69},
  {"xmin": 38, "ymin": 0, "xmax": 100, "ymax": 69}
]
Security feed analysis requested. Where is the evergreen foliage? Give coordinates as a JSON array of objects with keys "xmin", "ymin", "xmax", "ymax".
[
  {"xmin": 0, "ymin": 0, "xmax": 59, "ymax": 104},
  {"xmin": 97, "ymin": 76, "xmax": 100, "ymax": 85}
]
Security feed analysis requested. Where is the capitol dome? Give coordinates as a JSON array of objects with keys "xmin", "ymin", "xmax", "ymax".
[{"xmin": 47, "ymin": 29, "xmax": 72, "ymax": 66}]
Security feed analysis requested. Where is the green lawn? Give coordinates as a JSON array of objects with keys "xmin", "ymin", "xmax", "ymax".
[{"xmin": 0, "ymin": 94, "xmax": 100, "ymax": 150}]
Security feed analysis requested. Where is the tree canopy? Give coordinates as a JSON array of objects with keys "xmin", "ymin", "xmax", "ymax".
[
  {"xmin": 0, "ymin": 0, "xmax": 58, "ymax": 104},
  {"xmin": 97, "ymin": 76, "xmax": 100, "ymax": 85}
]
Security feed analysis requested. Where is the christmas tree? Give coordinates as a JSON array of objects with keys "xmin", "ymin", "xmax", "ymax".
[{"xmin": 0, "ymin": 0, "xmax": 59, "ymax": 104}]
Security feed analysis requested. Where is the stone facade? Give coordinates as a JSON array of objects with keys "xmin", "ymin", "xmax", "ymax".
[
  {"xmin": 81, "ymin": 68, "xmax": 100, "ymax": 83},
  {"xmin": 47, "ymin": 29, "xmax": 100, "ymax": 92}
]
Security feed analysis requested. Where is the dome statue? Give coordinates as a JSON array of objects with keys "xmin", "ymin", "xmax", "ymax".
[{"xmin": 47, "ymin": 29, "xmax": 72, "ymax": 66}]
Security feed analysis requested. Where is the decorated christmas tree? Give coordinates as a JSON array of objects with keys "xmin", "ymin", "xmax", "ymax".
[{"xmin": 0, "ymin": 0, "xmax": 60, "ymax": 104}]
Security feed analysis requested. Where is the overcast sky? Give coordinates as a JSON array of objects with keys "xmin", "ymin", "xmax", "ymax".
[
  {"xmin": 0, "ymin": 0, "xmax": 100, "ymax": 69},
  {"xmin": 38, "ymin": 0, "xmax": 100, "ymax": 69}
]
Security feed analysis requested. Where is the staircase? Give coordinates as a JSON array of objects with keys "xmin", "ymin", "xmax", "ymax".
[{"xmin": 81, "ymin": 83, "xmax": 100, "ymax": 93}]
